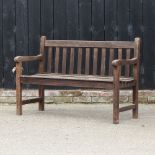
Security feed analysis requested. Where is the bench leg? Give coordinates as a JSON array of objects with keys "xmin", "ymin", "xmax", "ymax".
[
  {"xmin": 16, "ymin": 62, "xmax": 22, "ymax": 115},
  {"xmin": 16, "ymin": 81, "xmax": 22, "ymax": 115},
  {"xmin": 39, "ymin": 86, "xmax": 44, "ymax": 111},
  {"xmin": 132, "ymin": 85, "xmax": 138, "ymax": 118},
  {"xmin": 113, "ymin": 86, "xmax": 119, "ymax": 124}
]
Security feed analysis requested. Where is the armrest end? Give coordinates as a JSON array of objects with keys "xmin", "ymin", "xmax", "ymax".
[
  {"xmin": 112, "ymin": 58, "xmax": 138, "ymax": 67},
  {"xmin": 14, "ymin": 55, "xmax": 43, "ymax": 63}
]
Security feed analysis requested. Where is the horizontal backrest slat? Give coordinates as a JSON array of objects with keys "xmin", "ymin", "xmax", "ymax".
[{"xmin": 45, "ymin": 40, "xmax": 135, "ymax": 48}]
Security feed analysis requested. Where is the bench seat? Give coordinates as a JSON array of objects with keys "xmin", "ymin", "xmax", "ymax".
[{"xmin": 21, "ymin": 73, "xmax": 135, "ymax": 89}]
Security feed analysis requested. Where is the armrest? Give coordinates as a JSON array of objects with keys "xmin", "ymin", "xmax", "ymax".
[
  {"xmin": 112, "ymin": 58, "xmax": 138, "ymax": 67},
  {"xmin": 14, "ymin": 54, "xmax": 43, "ymax": 63}
]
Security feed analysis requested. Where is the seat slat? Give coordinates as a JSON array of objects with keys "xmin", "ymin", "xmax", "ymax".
[
  {"xmin": 101, "ymin": 48, "xmax": 106, "ymax": 75},
  {"xmin": 21, "ymin": 73, "xmax": 134, "ymax": 83},
  {"xmin": 77, "ymin": 48, "xmax": 82, "ymax": 74},
  {"xmin": 93, "ymin": 48, "xmax": 98, "ymax": 75},
  {"xmin": 69, "ymin": 48, "xmax": 74, "ymax": 74},
  {"xmin": 62, "ymin": 48, "xmax": 67, "ymax": 73},
  {"xmin": 85, "ymin": 48, "xmax": 90, "ymax": 75},
  {"xmin": 55, "ymin": 47, "xmax": 60, "ymax": 73}
]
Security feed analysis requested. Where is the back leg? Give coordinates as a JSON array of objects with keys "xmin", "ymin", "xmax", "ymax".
[{"xmin": 39, "ymin": 85, "xmax": 44, "ymax": 111}]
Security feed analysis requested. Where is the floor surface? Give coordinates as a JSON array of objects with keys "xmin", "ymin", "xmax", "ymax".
[{"xmin": 0, "ymin": 104, "xmax": 155, "ymax": 155}]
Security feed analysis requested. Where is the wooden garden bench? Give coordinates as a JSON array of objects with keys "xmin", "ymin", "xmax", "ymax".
[{"xmin": 14, "ymin": 36, "xmax": 140, "ymax": 124}]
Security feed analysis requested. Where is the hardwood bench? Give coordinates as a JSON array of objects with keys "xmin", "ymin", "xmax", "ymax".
[{"xmin": 14, "ymin": 36, "xmax": 140, "ymax": 124}]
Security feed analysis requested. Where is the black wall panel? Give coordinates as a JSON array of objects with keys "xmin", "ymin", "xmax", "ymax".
[{"xmin": 0, "ymin": 0, "xmax": 154, "ymax": 89}]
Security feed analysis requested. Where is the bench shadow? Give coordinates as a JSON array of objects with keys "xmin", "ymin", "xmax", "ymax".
[
  {"xmin": 2, "ymin": 104, "xmax": 137, "ymax": 124},
  {"xmin": 37, "ymin": 105, "xmax": 133, "ymax": 124}
]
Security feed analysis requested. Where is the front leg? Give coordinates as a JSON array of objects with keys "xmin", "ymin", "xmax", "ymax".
[
  {"xmin": 16, "ymin": 62, "xmax": 23, "ymax": 115},
  {"xmin": 113, "ymin": 65, "xmax": 121, "ymax": 124},
  {"xmin": 113, "ymin": 84, "xmax": 120, "ymax": 124}
]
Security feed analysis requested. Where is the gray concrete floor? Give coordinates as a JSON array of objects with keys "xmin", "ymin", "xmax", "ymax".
[{"xmin": 0, "ymin": 104, "xmax": 155, "ymax": 155}]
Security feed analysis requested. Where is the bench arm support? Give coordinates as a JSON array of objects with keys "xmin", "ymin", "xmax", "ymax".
[
  {"xmin": 112, "ymin": 58, "xmax": 138, "ymax": 67},
  {"xmin": 14, "ymin": 54, "xmax": 43, "ymax": 63},
  {"xmin": 13, "ymin": 55, "xmax": 43, "ymax": 75},
  {"xmin": 112, "ymin": 58, "xmax": 139, "ymax": 82}
]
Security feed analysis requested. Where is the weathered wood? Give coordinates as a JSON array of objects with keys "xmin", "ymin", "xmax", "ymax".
[
  {"xmin": 118, "ymin": 48, "xmax": 123, "ymax": 76},
  {"xmin": 14, "ymin": 36, "xmax": 140, "ymax": 124},
  {"xmin": 16, "ymin": 62, "xmax": 22, "ymax": 115},
  {"xmin": 21, "ymin": 76, "xmax": 114, "ymax": 89},
  {"xmin": 93, "ymin": 48, "xmax": 98, "ymax": 75},
  {"xmin": 55, "ymin": 47, "xmax": 60, "ymax": 73},
  {"xmin": 118, "ymin": 48, "xmax": 122, "ymax": 59},
  {"xmin": 14, "ymin": 55, "xmax": 43, "ymax": 63},
  {"xmin": 132, "ymin": 38, "xmax": 140, "ymax": 118},
  {"xmin": 21, "ymin": 75, "xmax": 136, "ymax": 90},
  {"xmin": 125, "ymin": 49, "xmax": 131, "ymax": 77},
  {"xmin": 62, "ymin": 48, "xmax": 67, "ymax": 73},
  {"xmin": 132, "ymin": 85, "xmax": 138, "ymax": 118},
  {"xmin": 113, "ymin": 64, "xmax": 120, "ymax": 124},
  {"xmin": 77, "ymin": 48, "xmax": 82, "ymax": 74},
  {"xmin": 69, "ymin": 48, "xmax": 74, "ymax": 74},
  {"xmin": 85, "ymin": 48, "xmax": 90, "ymax": 75},
  {"xmin": 39, "ymin": 36, "xmax": 46, "ymax": 111},
  {"xmin": 39, "ymin": 85, "xmax": 44, "ymax": 111},
  {"xmin": 22, "ymin": 97, "xmax": 43, "ymax": 105},
  {"xmin": 109, "ymin": 49, "xmax": 114, "ymax": 75},
  {"xmin": 39, "ymin": 36, "xmax": 46, "ymax": 73},
  {"xmin": 101, "ymin": 48, "xmax": 106, "ymax": 75},
  {"xmin": 112, "ymin": 58, "xmax": 138, "ymax": 67},
  {"xmin": 21, "ymin": 73, "xmax": 134, "ymax": 82},
  {"xmin": 45, "ymin": 40, "xmax": 135, "ymax": 48},
  {"xmin": 47, "ymin": 47, "xmax": 53, "ymax": 73},
  {"xmin": 119, "ymin": 105, "xmax": 135, "ymax": 112}
]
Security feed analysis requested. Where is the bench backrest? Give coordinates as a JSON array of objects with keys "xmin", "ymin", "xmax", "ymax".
[{"xmin": 40, "ymin": 36, "xmax": 140, "ymax": 77}]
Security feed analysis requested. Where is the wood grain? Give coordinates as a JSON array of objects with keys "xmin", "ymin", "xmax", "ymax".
[{"xmin": 14, "ymin": 36, "xmax": 140, "ymax": 124}]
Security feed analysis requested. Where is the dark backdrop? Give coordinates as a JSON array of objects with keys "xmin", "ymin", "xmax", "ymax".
[{"xmin": 0, "ymin": 0, "xmax": 154, "ymax": 89}]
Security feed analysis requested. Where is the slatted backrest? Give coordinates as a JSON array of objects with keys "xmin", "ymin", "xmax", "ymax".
[{"xmin": 40, "ymin": 37, "xmax": 140, "ymax": 77}]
